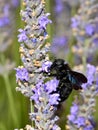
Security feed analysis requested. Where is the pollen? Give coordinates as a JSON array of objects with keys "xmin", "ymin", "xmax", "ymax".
[
  {"xmin": 36, "ymin": 116, "xmax": 41, "ymax": 121},
  {"xmin": 29, "ymin": 49, "xmax": 34, "ymax": 55},
  {"xmin": 19, "ymin": 46, "xmax": 24, "ymax": 53},
  {"xmin": 33, "ymin": 60, "xmax": 41, "ymax": 67}
]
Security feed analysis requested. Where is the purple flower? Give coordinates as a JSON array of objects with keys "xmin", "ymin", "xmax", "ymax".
[
  {"xmin": 52, "ymin": 36, "xmax": 68, "ymax": 47},
  {"xmin": 15, "ymin": 67, "xmax": 29, "ymax": 81},
  {"xmin": 3, "ymin": 4, "xmax": 10, "ymax": 16},
  {"xmin": 51, "ymin": 36, "xmax": 68, "ymax": 55},
  {"xmin": 45, "ymin": 78, "xmax": 59, "ymax": 93},
  {"xmin": 85, "ymin": 24, "xmax": 94, "ymax": 36},
  {"xmin": 71, "ymin": 17, "xmax": 80, "ymax": 28},
  {"xmin": 68, "ymin": 115, "xmax": 76, "ymax": 122},
  {"xmin": 11, "ymin": 0, "xmax": 19, "ymax": 7},
  {"xmin": 18, "ymin": 29, "xmax": 28, "ymax": 42},
  {"xmin": 84, "ymin": 125, "xmax": 94, "ymax": 130},
  {"xmin": 41, "ymin": 61, "xmax": 52, "ymax": 72},
  {"xmin": 49, "ymin": 93, "xmax": 60, "ymax": 105},
  {"xmin": 87, "ymin": 64, "xmax": 96, "ymax": 83},
  {"xmin": 82, "ymin": 64, "xmax": 96, "ymax": 89},
  {"xmin": 31, "ymin": 84, "xmax": 42, "ymax": 104},
  {"xmin": 31, "ymin": 81, "xmax": 44, "ymax": 103},
  {"xmin": 93, "ymin": 37, "xmax": 98, "ymax": 45},
  {"xmin": 95, "ymin": 23, "xmax": 98, "ymax": 33},
  {"xmin": 54, "ymin": 0, "xmax": 63, "ymax": 13},
  {"xmin": 74, "ymin": 116, "xmax": 86, "ymax": 128},
  {"xmin": 52, "ymin": 124, "xmax": 60, "ymax": 130},
  {"xmin": 0, "ymin": 17, "xmax": 10, "ymax": 27},
  {"xmin": 70, "ymin": 103, "xmax": 79, "ymax": 115},
  {"xmin": 38, "ymin": 14, "xmax": 52, "ymax": 29},
  {"xmin": 31, "ymin": 79, "xmax": 60, "ymax": 105},
  {"xmin": 68, "ymin": 103, "xmax": 79, "ymax": 122},
  {"xmin": 31, "ymin": 38, "xmax": 37, "ymax": 43}
]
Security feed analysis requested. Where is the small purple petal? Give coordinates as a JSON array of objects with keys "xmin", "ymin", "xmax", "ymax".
[
  {"xmin": 70, "ymin": 103, "xmax": 79, "ymax": 115},
  {"xmin": 74, "ymin": 116, "xmax": 86, "ymax": 128},
  {"xmin": 52, "ymin": 124, "xmax": 60, "ymax": 130},
  {"xmin": 45, "ymin": 78, "xmax": 59, "ymax": 93},
  {"xmin": 84, "ymin": 125, "xmax": 94, "ymax": 130},
  {"xmin": 42, "ymin": 61, "xmax": 52, "ymax": 72},
  {"xmin": 85, "ymin": 24, "xmax": 94, "ymax": 36},
  {"xmin": 0, "ymin": 17, "xmax": 10, "ymax": 27},
  {"xmin": 3, "ymin": 4, "xmax": 10, "ymax": 16},
  {"xmin": 68, "ymin": 114, "xmax": 76, "ymax": 122},
  {"xmin": 71, "ymin": 17, "xmax": 80, "ymax": 28},
  {"xmin": 38, "ymin": 14, "xmax": 52, "ymax": 29},
  {"xmin": 18, "ymin": 29, "xmax": 28, "ymax": 42},
  {"xmin": 82, "ymin": 64, "xmax": 96, "ymax": 89},
  {"xmin": 93, "ymin": 37, "xmax": 98, "ymax": 45},
  {"xmin": 15, "ymin": 67, "xmax": 29, "ymax": 81},
  {"xmin": 11, "ymin": 0, "xmax": 20, "ymax": 7},
  {"xmin": 49, "ymin": 93, "xmax": 60, "ymax": 105},
  {"xmin": 31, "ymin": 38, "xmax": 37, "ymax": 43},
  {"xmin": 54, "ymin": 0, "xmax": 63, "ymax": 13}
]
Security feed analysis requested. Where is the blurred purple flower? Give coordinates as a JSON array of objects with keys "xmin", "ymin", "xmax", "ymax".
[
  {"xmin": 93, "ymin": 37, "xmax": 98, "ymax": 44},
  {"xmin": 70, "ymin": 103, "xmax": 79, "ymax": 115},
  {"xmin": 54, "ymin": 0, "xmax": 63, "ymax": 13},
  {"xmin": 52, "ymin": 36, "xmax": 68, "ymax": 47},
  {"xmin": 71, "ymin": 17, "xmax": 80, "ymax": 28},
  {"xmin": 86, "ymin": 64, "xmax": 96, "ymax": 84},
  {"xmin": 15, "ymin": 67, "xmax": 29, "ymax": 81},
  {"xmin": 38, "ymin": 14, "xmax": 52, "ymax": 29},
  {"xmin": 18, "ymin": 29, "xmax": 28, "ymax": 42},
  {"xmin": 84, "ymin": 125, "xmax": 94, "ymax": 130},
  {"xmin": 82, "ymin": 64, "xmax": 96, "ymax": 89},
  {"xmin": 74, "ymin": 116, "xmax": 85, "ymax": 128},
  {"xmin": 51, "ymin": 36, "xmax": 68, "ymax": 55},
  {"xmin": 68, "ymin": 115, "xmax": 76, "ymax": 122},
  {"xmin": 0, "ymin": 17, "xmax": 10, "ymax": 27},
  {"xmin": 85, "ymin": 24, "xmax": 95, "ymax": 36},
  {"xmin": 68, "ymin": 103, "xmax": 79, "ymax": 122},
  {"xmin": 3, "ymin": 4, "xmax": 10, "ymax": 16},
  {"xmin": 11, "ymin": 0, "xmax": 20, "ymax": 7}
]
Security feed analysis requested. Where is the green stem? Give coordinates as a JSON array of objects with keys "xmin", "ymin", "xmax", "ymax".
[
  {"xmin": 82, "ymin": 54, "xmax": 87, "ymax": 72},
  {"xmin": 66, "ymin": 36, "xmax": 75, "ymax": 66},
  {"xmin": 3, "ymin": 74, "xmax": 18, "ymax": 126},
  {"xmin": 82, "ymin": 39, "xmax": 90, "ymax": 72},
  {"xmin": 30, "ymin": 100, "xmax": 34, "ymax": 127},
  {"xmin": 0, "ymin": 53, "xmax": 18, "ymax": 126},
  {"xmin": 46, "ymin": 0, "xmax": 53, "ymax": 42}
]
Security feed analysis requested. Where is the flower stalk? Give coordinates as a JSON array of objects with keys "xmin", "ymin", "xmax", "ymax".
[
  {"xmin": 16, "ymin": 0, "xmax": 61, "ymax": 129},
  {"xmin": 66, "ymin": 0, "xmax": 98, "ymax": 129}
]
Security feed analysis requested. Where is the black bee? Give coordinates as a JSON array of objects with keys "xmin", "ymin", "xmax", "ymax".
[{"xmin": 46, "ymin": 59, "xmax": 88, "ymax": 102}]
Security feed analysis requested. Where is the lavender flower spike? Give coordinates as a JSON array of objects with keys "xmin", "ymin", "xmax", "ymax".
[
  {"xmin": 66, "ymin": 64, "xmax": 98, "ymax": 130},
  {"xmin": 16, "ymin": 0, "xmax": 61, "ymax": 129},
  {"xmin": 30, "ymin": 78, "xmax": 61, "ymax": 130}
]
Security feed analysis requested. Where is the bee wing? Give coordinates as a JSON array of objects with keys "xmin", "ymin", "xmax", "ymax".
[
  {"xmin": 71, "ymin": 71, "xmax": 87, "ymax": 83},
  {"xmin": 68, "ymin": 71, "xmax": 87, "ymax": 90}
]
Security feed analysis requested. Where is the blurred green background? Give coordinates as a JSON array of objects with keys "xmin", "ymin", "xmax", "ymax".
[{"xmin": 0, "ymin": 0, "xmax": 98, "ymax": 130}]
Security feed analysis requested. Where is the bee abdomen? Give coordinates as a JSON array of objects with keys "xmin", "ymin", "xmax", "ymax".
[{"xmin": 57, "ymin": 82, "xmax": 73, "ymax": 102}]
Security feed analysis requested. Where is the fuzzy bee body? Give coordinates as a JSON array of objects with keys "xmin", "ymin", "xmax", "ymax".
[{"xmin": 44, "ymin": 59, "xmax": 87, "ymax": 102}]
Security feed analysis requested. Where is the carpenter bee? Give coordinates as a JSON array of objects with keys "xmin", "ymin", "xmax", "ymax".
[{"xmin": 46, "ymin": 59, "xmax": 88, "ymax": 102}]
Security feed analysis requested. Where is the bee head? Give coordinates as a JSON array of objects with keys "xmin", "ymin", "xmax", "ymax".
[{"xmin": 48, "ymin": 59, "xmax": 65, "ymax": 76}]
